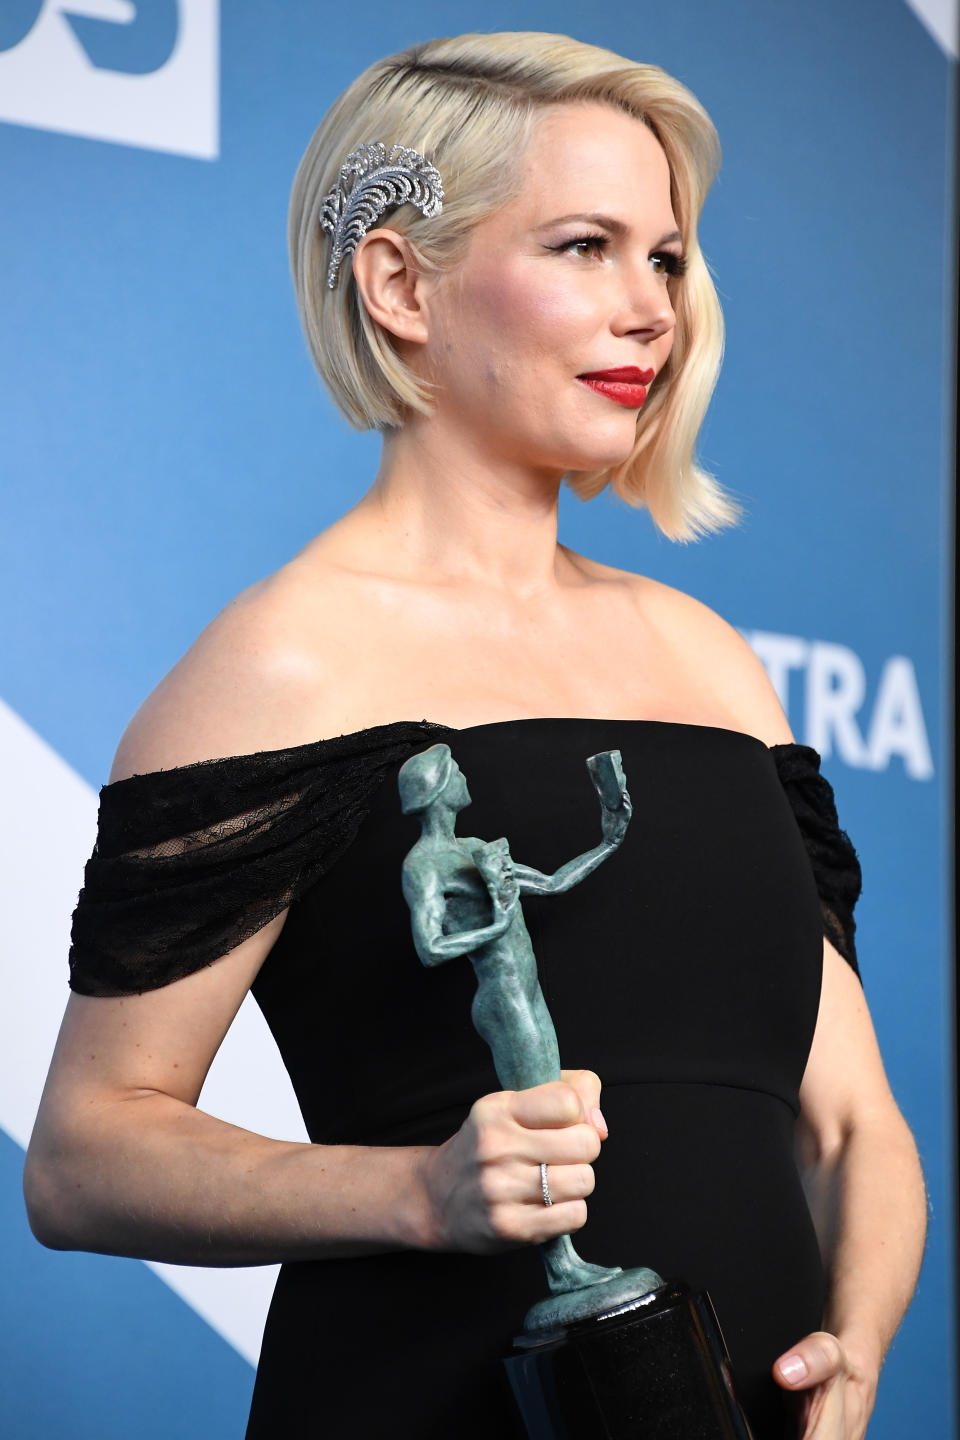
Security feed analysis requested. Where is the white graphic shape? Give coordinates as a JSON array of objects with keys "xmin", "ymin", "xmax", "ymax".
[
  {"xmin": 0, "ymin": 698, "xmax": 308, "ymax": 1364},
  {"xmin": 0, "ymin": 0, "xmax": 219, "ymax": 159},
  {"xmin": 902, "ymin": 0, "xmax": 958, "ymax": 57}
]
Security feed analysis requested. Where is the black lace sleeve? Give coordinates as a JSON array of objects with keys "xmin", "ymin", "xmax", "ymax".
[
  {"xmin": 769, "ymin": 742, "xmax": 863, "ymax": 979},
  {"xmin": 68, "ymin": 720, "xmax": 447, "ymax": 997}
]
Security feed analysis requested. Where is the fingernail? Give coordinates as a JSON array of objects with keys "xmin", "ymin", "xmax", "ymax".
[
  {"xmin": 778, "ymin": 1355, "xmax": 807, "ymax": 1384},
  {"xmin": 591, "ymin": 1107, "xmax": 608, "ymax": 1135}
]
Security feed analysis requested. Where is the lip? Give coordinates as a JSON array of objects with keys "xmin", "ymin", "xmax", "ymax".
[{"xmin": 577, "ymin": 366, "xmax": 655, "ymax": 384}]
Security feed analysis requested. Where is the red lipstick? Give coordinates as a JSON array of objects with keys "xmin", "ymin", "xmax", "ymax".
[{"xmin": 577, "ymin": 366, "xmax": 656, "ymax": 409}]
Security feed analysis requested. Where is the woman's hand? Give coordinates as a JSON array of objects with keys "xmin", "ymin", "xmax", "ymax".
[
  {"xmin": 417, "ymin": 1070, "xmax": 607, "ymax": 1254},
  {"xmin": 773, "ymin": 1332, "xmax": 877, "ymax": 1440}
]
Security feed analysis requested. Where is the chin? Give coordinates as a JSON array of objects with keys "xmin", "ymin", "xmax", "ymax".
[
  {"xmin": 568, "ymin": 414, "xmax": 639, "ymax": 466},
  {"xmin": 562, "ymin": 436, "xmax": 638, "ymax": 474},
  {"xmin": 514, "ymin": 418, "xmax": 637, "ymax": 477}
]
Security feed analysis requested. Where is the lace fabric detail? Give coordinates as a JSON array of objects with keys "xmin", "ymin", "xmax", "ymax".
[
  {"xmin": 769, "ymin": 743, "xmax": 862, "ymax": 977},
  {"xmin": 68, "ymin": 726, "xmax": 862, "ymax": 997},
  {"xmin": 68, "ymin": 721, "xmax": 448, "ymax": 996}
]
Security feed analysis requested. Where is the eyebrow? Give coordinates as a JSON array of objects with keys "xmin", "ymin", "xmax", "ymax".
[{"xmin": 536, "ymin": 212, "xmax": 683, "ymax": 246}]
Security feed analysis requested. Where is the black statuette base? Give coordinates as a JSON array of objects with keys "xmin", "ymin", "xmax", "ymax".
[{"xmin": 503, "ymin": 1281, "xmax": 755, "ymax": 1440}]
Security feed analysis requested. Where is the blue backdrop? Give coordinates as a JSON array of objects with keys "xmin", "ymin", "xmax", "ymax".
[{"xmin": 1, "ymin": 2, "xmax": 955, "ymax": 1436}]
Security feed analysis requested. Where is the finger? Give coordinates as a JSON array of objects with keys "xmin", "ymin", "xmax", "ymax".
[
  {"xmin": 512, "ymin": 1123, "xmax": 602, "ymax": 1166},
  {"xmin": 477, "ymin": 1155, "xmax": 596, "ymax": 1214},
  {"xmin": 531, "ymin": 1161, "xmax": 596, "ymax": 1206},
  {"xmin": 798, "ymin": 1381, "xmax": 846, "ymax": 1440},
  {"xmin": 561, "ymin": 1069, "xmax": 607, "ymax": 1138},
  {"xmin": 508, "ymin": 1198, "xmax": 590, "ymax": 1245},
  {"xmin": 511, "ymin": 1081, "xmax": 585, "ymax": 1129},
  {"xmin": 773, "ymin": 1332, "xmax": 845, "ymax": 1391}
]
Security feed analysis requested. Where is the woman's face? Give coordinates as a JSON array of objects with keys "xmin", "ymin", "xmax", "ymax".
[{"xmin": 418, "ymin": 102, "xmax": 684, "ymax": 477}]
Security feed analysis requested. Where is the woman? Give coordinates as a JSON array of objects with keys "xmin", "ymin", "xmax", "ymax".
[{"xmin": 24, "ymin": 31, "xmax": 925, "ymax": 1439}]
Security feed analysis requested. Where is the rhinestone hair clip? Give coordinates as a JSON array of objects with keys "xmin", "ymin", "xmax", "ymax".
[{"xmin": 319, "ymin": 141, "xmax": 445, "ymax": 289}]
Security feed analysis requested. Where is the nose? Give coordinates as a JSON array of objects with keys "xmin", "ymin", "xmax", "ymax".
[{"xmin": 610, "ymin": 261, "xmax": 676, "ymax": 343}]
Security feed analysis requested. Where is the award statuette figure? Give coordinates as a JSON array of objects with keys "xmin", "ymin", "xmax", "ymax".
[{"xmin": 399, "ymin": 743, "xmax": 754, "ymax": 1440}]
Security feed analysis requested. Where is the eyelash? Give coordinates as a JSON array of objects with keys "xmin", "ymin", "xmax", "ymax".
[{"xmin": 554, "ymin": 233, "xmax": 688, "ymax": 277}]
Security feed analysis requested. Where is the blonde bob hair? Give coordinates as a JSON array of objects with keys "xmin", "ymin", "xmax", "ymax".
[{"xmin": 289, "ymin": 31, "xmax": 738, "ymax": 541}]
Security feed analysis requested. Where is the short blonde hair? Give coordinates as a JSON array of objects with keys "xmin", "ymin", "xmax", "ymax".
[{"xmin": 289, "ymin": 31, "xmax": 737, "ymax": 541}]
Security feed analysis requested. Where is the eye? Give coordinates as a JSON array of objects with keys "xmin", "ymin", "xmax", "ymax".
[
  {"xmin": 650, "ymin": 251, "xmax": 688, "ymax": 278},
  {"xmin": 554, "ymin": 233, "xmax": 610, "ymax": 260}
]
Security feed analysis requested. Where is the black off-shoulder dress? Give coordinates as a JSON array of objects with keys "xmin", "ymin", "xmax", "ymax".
[{"xmin": 69, "ymin": 718, "xmax": 862, "ymax": 1440}]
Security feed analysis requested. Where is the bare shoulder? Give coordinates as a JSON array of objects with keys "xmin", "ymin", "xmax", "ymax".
[
  {"xmin": 565, "ymin": 543, "xmax": 795, "ymax": 748},
  {"xmin": 631, "ymin": 572, "xmax": 795, "ymax": 746},
  {"xmin": 109, "ymin": 556, "xmax": 354, "ymax": 782}
]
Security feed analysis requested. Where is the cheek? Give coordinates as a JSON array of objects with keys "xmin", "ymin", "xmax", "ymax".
[{"xmin": 463, "ymin": 266, "xmax": 593, "ymax": 378}]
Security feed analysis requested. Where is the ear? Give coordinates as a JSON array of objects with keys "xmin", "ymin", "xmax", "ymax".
[{"xmin": 350, "ymin": 227, "xmax": 430, "ymax": 345}]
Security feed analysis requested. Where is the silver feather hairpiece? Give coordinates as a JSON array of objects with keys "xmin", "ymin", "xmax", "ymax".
[{"xmin": 320, "ymin": 141, "xmax": 445, "ymax": 289}]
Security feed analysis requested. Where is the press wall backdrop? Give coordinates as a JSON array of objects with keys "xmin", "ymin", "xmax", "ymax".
[{"xmin": 1, "ymin": 2, "xmax": 955, "ymax": 1436}]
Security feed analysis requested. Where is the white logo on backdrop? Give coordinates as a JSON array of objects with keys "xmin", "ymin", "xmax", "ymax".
[
  {"xmin": 744, "ymin": 630, "xmax": 934, "ymax": 780},
  {"xmin": 0, "ymin": 0, "xmax": 218, "ymax": 159}
]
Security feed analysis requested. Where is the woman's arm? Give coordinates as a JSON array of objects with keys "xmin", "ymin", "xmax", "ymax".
[
  {"xmin": 24, "ymin": 919, "xmax": 436, "ymax": 1264},
  {"xmin": 23, "ymin": 922, "xmax": 606, "ymax": 1265},
  {"xmin": 771, "ymin": 939, "xmax": 927, "ymax": 1438},
  {"xmin": 653, "ymin": 584, "xmax": 927, "ymax": 1433},
  {"xmin": 24, "ymin": 588, "xmax": 604, "ymax": 1268}
]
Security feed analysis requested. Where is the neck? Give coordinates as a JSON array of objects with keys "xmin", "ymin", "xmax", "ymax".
[
  {"xmin": 341, "ymin": 412, "xmax": 576, "ymax": 600},
  {"xmin": 421, "ymin": 804, "xmax": 459, "ymax": 842}
]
